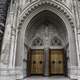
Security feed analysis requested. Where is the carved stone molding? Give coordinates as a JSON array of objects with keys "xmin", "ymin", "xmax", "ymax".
[{"xmin": 18, "ymin": 0, "xmax": 74, "ymax": 29}]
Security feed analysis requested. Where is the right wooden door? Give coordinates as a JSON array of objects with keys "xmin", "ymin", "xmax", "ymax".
[{"xmin": 50, "ymin": 49, "xmax": 64, "ymax": 75}]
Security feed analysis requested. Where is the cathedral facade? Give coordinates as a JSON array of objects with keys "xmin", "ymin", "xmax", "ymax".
[{"xmin": 0, "ymin": 0, "xmax": 80, "ymax": 80}]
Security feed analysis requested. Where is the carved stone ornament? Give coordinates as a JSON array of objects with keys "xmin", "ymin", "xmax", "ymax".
[
  {"xmin": 32, "ymin": 37, "xmax": 43, "ymax": 46},
  {"xmin": 19, "ymin": 0, "xmax": 74, "ymax": 29},
  {"xmin": 51, "ymin": 37, "xmax": 62, "ymax": 46}
]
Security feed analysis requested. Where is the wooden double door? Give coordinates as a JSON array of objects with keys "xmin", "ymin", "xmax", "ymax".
[{"xmin": 29, "ymin": 49, "xmax": 66, "ymax": 76}]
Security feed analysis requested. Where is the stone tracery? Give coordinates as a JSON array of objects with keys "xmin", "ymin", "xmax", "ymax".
[
  {"xmin": 51, "ymin": 36, "xmax": 62, "ymax": 46},
  {"xmin": 32, "ymin": 37, "xmax": 43, "ymax": 46}
]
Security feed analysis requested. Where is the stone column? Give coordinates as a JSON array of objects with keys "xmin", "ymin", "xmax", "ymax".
[
  {"xmin": 44, "ymin": 25, "xmax": 49, "ymax": 76},
  {"xmin": 44, "ymin": 48, "xmax": 49, "ymax": 76},
  {"xmin": 73, "ymin": 0, "xmax": 80, "ymax": 66},
  {"xmin": 8, "ymin": 1, "xmax": 20, "ymax": 79},
  {"xmin": 0, "ymin": 0, "xmax": 14, "ymax": 65},
  {"xmin": 8, "ymin": 0, "xmax": 19, "ymax": 68},
  {"xmin": 0, "ymin": 0, "xmax": 18, "ymax": 80}
]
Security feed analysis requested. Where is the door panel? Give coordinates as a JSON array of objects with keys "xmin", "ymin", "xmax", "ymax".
[
  {"xmin": 50, "ymin": 49, "xmax": 64, "ymax": 75},
  {"xmin": 31, "ymin": 50, "xmax": 44, "ymax": 75}
]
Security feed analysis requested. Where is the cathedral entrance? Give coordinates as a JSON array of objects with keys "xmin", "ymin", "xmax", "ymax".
[{"xmin": 25, "ymin": 10, "xmax": 68, "ymax": 77}]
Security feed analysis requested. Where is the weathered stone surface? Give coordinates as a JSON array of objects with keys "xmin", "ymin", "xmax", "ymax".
[
  {"xmin": 0, "ymin": 0, "xmax": 80, "ymax": 80},
  {"xmin": 0, "ymin": 0, "xmax": 11, "ymax": 54}
]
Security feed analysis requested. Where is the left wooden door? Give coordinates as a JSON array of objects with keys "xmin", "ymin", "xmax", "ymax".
[{"xmin": 31, "ymin": 49, "xmax": 44, "ymax": 75}]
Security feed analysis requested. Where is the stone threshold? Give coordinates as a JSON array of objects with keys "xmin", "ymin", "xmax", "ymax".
[{"xmin": 23, "ymin": 76, "xmax": 70, "ymax": 80}]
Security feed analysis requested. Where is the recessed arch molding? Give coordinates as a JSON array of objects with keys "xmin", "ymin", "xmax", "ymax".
[{"xmin": 19, "ymin": 0, "xmax": 74, "ymax": 29}]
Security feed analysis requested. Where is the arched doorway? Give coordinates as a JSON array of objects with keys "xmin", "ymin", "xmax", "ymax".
[
  {"xmin": 15, "ymin": 4, "xmax": 78, "ymax": 78},
  {"xmin": 25, "ymin": 10, "xmax": 68, "ymax": 76}
]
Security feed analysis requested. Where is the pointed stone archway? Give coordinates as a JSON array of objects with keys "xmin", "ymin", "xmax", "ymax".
[
  {"xmin": 15, "ymin": 2, "xmax": 78, "ymax": 79},
  {"xmin": 24, "ymin": 10, "xmax": 68, "ymax": 76}
]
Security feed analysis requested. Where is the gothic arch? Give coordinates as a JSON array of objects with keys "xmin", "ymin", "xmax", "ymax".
[
  {"xmin": 19, "ymin": 0, "xmax": 74, "ymax": 27},
  {"xmin": 15, "ymin": 1, "xmax": 78, "ymax": 77}
]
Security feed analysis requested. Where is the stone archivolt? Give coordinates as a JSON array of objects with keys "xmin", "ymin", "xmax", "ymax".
[{"xmin": 19, "ymin": 0, "xmax": 74, "ymax": 29}]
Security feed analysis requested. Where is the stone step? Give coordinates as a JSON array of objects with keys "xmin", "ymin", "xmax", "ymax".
[{"xmin": 23, "ymin": 77, "xmax": 70, "ymax": 80}]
